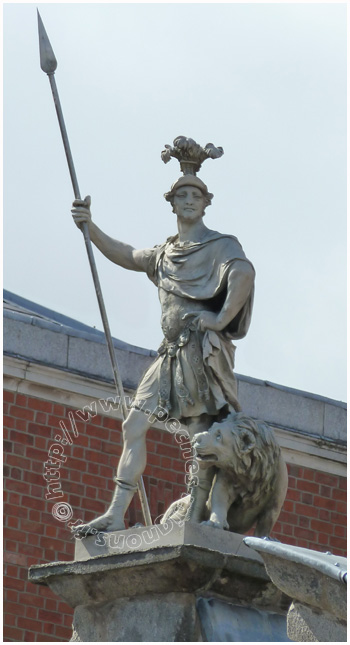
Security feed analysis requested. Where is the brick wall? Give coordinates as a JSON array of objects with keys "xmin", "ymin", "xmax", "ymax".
[
  {"xmin": 3, "ymin": 390, "xmax": 347, "ymax": 642},
  {"xmin": 271, "ymin": 465, "xmax": 347, "ymax": 553}
]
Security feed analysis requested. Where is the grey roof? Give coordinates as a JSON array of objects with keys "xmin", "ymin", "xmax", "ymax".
[{"xmin": 3, "ymin": 290, "xmax": 157, "ymax": 357}]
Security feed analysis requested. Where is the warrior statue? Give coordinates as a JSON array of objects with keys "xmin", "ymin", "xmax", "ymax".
[{"xmin": 71, "ymin": 136, "xmax": 255, "ymax": 534}]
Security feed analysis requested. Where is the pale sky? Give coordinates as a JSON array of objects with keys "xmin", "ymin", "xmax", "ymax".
[{"xmin": 4, "ymin": 3, "xmax": 347, "ymax": 402}]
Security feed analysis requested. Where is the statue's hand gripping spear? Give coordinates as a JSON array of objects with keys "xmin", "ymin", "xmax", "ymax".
[{"xmin": 37, "ymin": 11, "xmax": 152, "ymax": 528}]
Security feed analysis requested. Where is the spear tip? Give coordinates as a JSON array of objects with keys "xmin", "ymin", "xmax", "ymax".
[{"xmin": 37, "ymin": 10, "xmax": 57, "ymax": 74}]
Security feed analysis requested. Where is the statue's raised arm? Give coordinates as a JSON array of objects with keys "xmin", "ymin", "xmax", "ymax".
[{"xmin": 71, "ymin": 195, "xmax": 151, "ymax": 273}]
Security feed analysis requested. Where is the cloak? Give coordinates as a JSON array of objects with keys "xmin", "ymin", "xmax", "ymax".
[
  {"xmin": 146, "ymin": 230, "xmax": 255, "ymax": 340},
  {"xmin": 133, "ymin": 230, "xmax": 255, "ymax": 420}
]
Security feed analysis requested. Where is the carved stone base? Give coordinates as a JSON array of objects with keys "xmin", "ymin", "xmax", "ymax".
[
  {"xmin": 29, "ymin": 524, "xmax": 291, "ymax": 642},
  {"xmin": 70, "ymin": 593, "xmax": 200, "ymax": 642}
]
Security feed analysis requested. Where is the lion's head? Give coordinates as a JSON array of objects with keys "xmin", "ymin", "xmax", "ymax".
[{"xmin": 193, "ymin": 412, "xmax": 281, "ymax": 504}]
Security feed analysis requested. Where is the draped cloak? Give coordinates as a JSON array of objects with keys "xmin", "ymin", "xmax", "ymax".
[{"xmin": 133, "ymin": 231, "xmax": 255, "ymax": 422}]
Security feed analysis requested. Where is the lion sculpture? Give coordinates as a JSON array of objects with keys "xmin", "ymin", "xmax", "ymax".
[{"xmin": 162, "ymin": 412, "xmax": 288, "ymax": 537}]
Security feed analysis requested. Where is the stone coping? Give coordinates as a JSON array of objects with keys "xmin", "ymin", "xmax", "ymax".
[
  {"xmin": 29, "ymin": 524, "xmax": 265, "ymax": 585},
  {"xmin": 29, "ymin": 526, "xmax": 293, "ymax": 613},
  {"xmin": 73, "ymin": 521, "xmax": 263, "ymax": 562}
]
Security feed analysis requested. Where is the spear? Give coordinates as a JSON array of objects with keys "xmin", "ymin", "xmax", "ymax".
[{"xmin": 37, "ymin": 10, "xmax": 152, "ymax": 528}]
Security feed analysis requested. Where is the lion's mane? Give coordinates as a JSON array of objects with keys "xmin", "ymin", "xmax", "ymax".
[{"xmin": 223, "ymin": 412, "xmax": 281, "ymax": 507}]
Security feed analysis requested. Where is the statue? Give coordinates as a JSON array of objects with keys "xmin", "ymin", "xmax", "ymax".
[
  {"xmin": 162, "ymin": 412, "xmax": 288, "ymax": 536},
  {"xmin": 71, "ymin": 136, "xmax": 255, "ymax": 535}
]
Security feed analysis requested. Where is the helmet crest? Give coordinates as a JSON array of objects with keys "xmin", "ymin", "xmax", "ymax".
[{"xmin": 162, "ymin": 136, "xmax": 223, "ymax": 205}]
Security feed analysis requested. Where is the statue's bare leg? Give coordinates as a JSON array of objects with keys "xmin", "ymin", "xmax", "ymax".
[
  {"xmin": 185, "ymin": 414, "xmax": 215, "ymax": 523},
  {"xmin": 72, "ymin": 408, "xmax": 151, "ymax": 536}
]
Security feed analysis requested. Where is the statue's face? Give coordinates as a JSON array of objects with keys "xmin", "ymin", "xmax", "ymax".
[{"xmin": 173, "ymin": 186, "xmax": 205, "ymax": 221}]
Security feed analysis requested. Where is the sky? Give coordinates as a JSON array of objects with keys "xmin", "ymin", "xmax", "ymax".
[{"xmin": 3, "ymin": 3, "xmax": 347, "ymax": 402}]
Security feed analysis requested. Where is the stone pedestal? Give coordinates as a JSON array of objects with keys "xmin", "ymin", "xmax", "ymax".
[
  {"xmin": 71, "ymin": 593, "xmax": 199, "ymax": 642},
  {"xmin": 29, "ymin": 523, "xmax": 291, "ymax": 642}
]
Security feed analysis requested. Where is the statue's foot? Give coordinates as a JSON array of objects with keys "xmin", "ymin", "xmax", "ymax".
[{"xmin": 72, "ymin": 511, "xmax": 125, "ymax": 537}]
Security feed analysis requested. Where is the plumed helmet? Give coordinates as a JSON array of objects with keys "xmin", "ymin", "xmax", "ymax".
[{"xmin": 161, "ymin": 136, "xmax": 223, "ymax": 207}]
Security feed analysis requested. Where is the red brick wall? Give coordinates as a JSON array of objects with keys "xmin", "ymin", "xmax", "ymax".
[
  {"xmin": 271, "ymin": 465, "xmax": 347, "ymax": 553},
  {"xmin": 3, "ymin": 390, "xmax": 347, "ymax": 642}
]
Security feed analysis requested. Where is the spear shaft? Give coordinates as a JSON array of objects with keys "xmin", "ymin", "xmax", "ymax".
[{"xmin": 37, "ymin": 11, "xmax": 152, "ymax": 527}]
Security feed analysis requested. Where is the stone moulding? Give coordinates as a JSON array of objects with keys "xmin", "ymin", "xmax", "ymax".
[{"xmin": 29, "ymin": 525, "xmax": 279, "ymax": 609}]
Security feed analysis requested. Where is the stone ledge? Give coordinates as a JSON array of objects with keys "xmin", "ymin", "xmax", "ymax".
[
  {"xmin": 29, "ymin": 526, "xmax": 291, "ymax": 614},
  {"xmin": 73, "ymin": 521, "xmax": 263, "ymax": 563}
]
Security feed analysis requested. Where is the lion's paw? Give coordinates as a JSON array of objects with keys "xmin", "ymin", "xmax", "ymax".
[{"xmin": 201, "ymin": 519, "xmax": 229, "ymax": 530}]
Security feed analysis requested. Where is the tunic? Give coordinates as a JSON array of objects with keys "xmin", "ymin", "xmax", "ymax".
[{"xmin": 132, "ymin": 230, "xmax": 255, "ymax": 422}]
